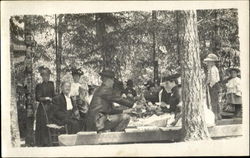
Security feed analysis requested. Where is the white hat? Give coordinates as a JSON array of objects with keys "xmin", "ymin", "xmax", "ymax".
[{"xmin": 203, "ymin": 53, "xmax": 219, "ymax": 62}]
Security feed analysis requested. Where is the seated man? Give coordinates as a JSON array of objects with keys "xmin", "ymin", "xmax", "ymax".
[
  {"xmin": 86, "ymin": 70, "xmax": 136, "ymax": 132},
  {"xmin": 51, "ymin": 81, "xmax": 81, "ymax": 134}
]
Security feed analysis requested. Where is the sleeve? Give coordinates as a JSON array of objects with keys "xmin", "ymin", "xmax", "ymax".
[
  {"xmin": 169, "ymin": 88, "xmax": 181, "ymax": 107},
  {"xmin": 51, "ymin": 82, "xmax": 55, "ymax": 97},
  {"xmin": 52, "ymin": 97, "xmax": 68, "ymax": 122},
  {"xmin": 35, "ymin": 84, "xmax": 42, "ymax": 102},
  {"xmin": 100, "ymin": 88, "xmax": 135, "ymax": 108},
  {"xmin": 210, "ymin": 67, "xmax": 220, "ymax": 87},
  {"xmin": 161, "ymin": 91, "xmax": 171, "ymax": 104}
]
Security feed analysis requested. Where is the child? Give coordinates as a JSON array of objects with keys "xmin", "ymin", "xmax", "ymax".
[
  {"xmin": 225, "ymin": 67, "xmax": 242, "ymax": 117},
  {"xmin": 203, "ymin": 53, "xmax": 221, "ymax": 120}
]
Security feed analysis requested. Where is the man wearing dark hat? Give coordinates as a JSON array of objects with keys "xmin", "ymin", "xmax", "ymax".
[
  {"xmin": 123, "ymin": 79, "xmax": 137, "ymax": 99},
  {"xmin": 86, "ymin": 70, "xmax": 136, "ymax": 132}
]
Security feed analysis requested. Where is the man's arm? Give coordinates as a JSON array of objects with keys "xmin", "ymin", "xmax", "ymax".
[{"xmin": 100, "ymin": 87, "xmax": 135, "ymax": 108}]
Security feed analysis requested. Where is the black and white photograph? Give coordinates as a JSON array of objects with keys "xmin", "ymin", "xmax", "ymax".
[{"xmin": 1, "ymin": 1, "xmax": 249, "ymax": 157}]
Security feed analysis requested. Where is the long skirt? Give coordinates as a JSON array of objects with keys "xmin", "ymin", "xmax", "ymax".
[
  {"xmin": 35, "ymin": 103, "xmax": 51, "ymax": 147},
  {"xmin": 227, "ymin": 93, "xmax": 242, "ymax": 105}
]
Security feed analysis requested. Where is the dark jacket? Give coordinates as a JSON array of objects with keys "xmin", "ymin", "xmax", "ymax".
[
  {"xmin": 160, "ymin": 86, "xmax": 181, "ymax": 113},
  {"xmin": 86, "ymin": 84, "xmax": 135, "ymax": 131},
  {"xmin": 169, "ymin": 86, "xmax": 181, "ymax": 113},
  {"xmin": 52, "ymin": 93, "xmax": 79, "ymax": 126},
  {"xmin": 160, "ymin": 88, "xmax": 171, "ymax": 104}
]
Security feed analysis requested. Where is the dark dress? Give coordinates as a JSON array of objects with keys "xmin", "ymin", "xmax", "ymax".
[{"xmin": 35, "ymin": 81, "xmax": 55, "ymax": 147}]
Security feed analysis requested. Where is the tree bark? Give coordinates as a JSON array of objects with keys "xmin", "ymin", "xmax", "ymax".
[
  {"xmin": 24, "ymin": 15, "xmax": 35, "ymax": 146},
  {"xmin": 10, "ymin": 43, "xmax": 21, "ymax": 147},
  {"xmin": 178, "ymin": 10, "xmax": 210, "ymax": 141}
]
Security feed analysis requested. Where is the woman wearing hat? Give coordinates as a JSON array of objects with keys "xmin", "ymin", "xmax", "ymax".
[
  {"xmin": 225, "ymin": 67, "xmax": 242, "ymax": 117},
  {"xmin": 70, "ymin": 68, "xmax": 86, "ymax": 97},
  {"xmin": 35, "ymin": 66, "xmax": 55, "ymax": 146},
  {"xmin": 70, "ymin": 68, "xmax": 89, "ymax": 130},
  {"xmin": 203, "ymin": 53, "xmax": 221, "ymax": 120}
]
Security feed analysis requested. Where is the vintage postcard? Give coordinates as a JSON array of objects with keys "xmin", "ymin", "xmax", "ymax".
[{"xmin": 1, "ymin": 0, "xmax": 249, "ymax": 157}]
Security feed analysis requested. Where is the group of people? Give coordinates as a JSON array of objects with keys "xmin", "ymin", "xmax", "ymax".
[
  {"xmin": 34, "ymin": 53, "xmax": 242, "ymax": 147},
  {"xmin": 204, "ymin": 53, "xmax": 242, "ymax": 119},
  {"xmin": 34, "ymin": 67, "xmax": 139, "ymax": 146}
]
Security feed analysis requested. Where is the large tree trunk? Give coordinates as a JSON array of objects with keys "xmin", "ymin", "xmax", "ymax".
[
  {"xmin": 178, "ymin": 10, "xmax": 210, "ymax": 141},
  {"xmin": 10, "ymin": 44, "xmax": 21, "ymax": 147}
]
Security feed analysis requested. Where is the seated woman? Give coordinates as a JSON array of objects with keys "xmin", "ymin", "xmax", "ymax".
[{"xmin": 51, "ymin": 81, "xmax": 81, "ymax": 134}]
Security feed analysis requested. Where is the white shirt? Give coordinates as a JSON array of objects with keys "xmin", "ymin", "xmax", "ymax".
[
  {"xmin": 207, "ymin": 65, "xmax": 220, "ymax": 87},
  {"xmin": 64, "ymin": 94, "xmax": 73, "ymax": 110}
]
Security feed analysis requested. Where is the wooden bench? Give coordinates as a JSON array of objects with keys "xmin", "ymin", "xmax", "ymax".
[{"xmin": 58, "ymin": 123, "xmax": 242, "ymax": 146}]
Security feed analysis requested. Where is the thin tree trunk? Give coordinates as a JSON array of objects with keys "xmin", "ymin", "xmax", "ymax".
[
  {"xmin": 10, "ymin": 43, "xmax": 21, "ymax": 147},
  {"xmin": 176, "ymin": 10, "xmax": 181, "ymax": 65},
  {"xmin": 55, "ymin": 14, "xmax": 62, "ymax": 94},
  {"xmin": 152, "ymin": 11, "xmax": 159, "ymax": 84},
  {"xmin": 96, "ymin": 13, "xmax": 112, "ymax": 71},
  {"xmin": 24, "ymin": 15, "xmax": 35, "ymax": 146},
  {"xmin": 178, "ymin": 10, "xmax": 210, "ymax": 141}
]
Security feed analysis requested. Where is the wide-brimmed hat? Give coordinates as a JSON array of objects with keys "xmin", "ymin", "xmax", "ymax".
[
  {"xmin": 162, "ymin": 73, "xmax": 181, "ymax": 82},
  {"xmin": 38, "ymin": 66, "xmax": 51, "ymax": 75},
  {"xmin": 72, "ymin": 68, "xmax": 83, "ymax": 76},
  {"xmin": 203, "ymin": 53, "xmax": 219, "ymax": 62},
  {"xmin": 227, "ymin": 67, "xmax": 240, "ymax": 73},
  {"xmin": 99, "ymin": 70, "xmax": 115, "ymax": 79}
]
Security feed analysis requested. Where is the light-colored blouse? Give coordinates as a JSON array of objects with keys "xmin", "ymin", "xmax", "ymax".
[{"xmin": 226, "ymin": 77, "xmax": 241, "ymax": 96}]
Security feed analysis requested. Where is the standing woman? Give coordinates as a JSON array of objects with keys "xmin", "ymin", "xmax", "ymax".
[
  {"xmin": 70, "ymin": 68, "xmax": 86, "ymax": 98},
  {"xmin": 35, "ymin": 67, "xmax": 55, "ymax": 146},
  {"xmin": 70, "ymin": 68, "xmax": 88, "ymax": 130}
]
